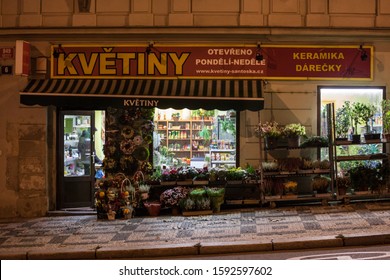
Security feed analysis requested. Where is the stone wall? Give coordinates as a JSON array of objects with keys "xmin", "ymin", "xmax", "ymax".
[
  {"xmin": 1, "ymin": 0, "xmax": 390, "ymax": 28},
  {"xmin": 0, "ymin": 74, "xmax": 48, "ymax": 218}
]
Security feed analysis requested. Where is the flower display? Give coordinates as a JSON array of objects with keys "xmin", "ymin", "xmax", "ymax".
[
  {"xmin": 160, "ymin": 186, "xmax": 189, "ymax": 207},
  {"xmin": 283, "ymin": 180, "xmax": 298, "ymax": 194},
  {"xmin": 282, "ymin": 123, "xmax": 306, "ymax": 137},
  {"xmin": 255, "ymin": 121, "xmax": 282, "ymax": 138},
  {"xmin": 161, "ymin": 168, "xmax": 178, "ymax": 181}
]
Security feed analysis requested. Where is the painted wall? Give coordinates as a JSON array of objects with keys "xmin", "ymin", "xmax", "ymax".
[{"xmin": 1, "ymin": 0, "xmax": 390, "ymax": 217}]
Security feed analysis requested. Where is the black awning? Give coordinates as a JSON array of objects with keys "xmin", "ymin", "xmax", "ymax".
[{"xmin": 20, "ymin": 79, "xmax": 264, "ymax": 111}]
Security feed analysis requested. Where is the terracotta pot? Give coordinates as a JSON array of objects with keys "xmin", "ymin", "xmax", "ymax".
[{"xmin": 144, "ymin": 202, "xmax": 161, "ymax": 216}]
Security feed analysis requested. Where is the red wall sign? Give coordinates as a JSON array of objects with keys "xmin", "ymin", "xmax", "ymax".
[
  {"xmin": 51, "ymin": 44, "xmax": 373, "ymax": 81},
  {"xmin": 0, "ymin": 47, "xmax": 14, "ymax": 59}
]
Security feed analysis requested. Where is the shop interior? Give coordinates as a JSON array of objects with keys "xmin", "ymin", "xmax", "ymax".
[{"xmin": 153, "ymin": 108, "xmax": 237, "ymax": 170}]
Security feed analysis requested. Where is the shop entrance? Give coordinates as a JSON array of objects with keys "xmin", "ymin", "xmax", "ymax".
[{"xmin": 59, "ymin": 110, "xmax": 97, "ymax": 208}]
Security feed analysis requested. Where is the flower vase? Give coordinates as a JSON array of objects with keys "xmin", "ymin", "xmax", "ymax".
[
  {"xmin": 264, "ymin": 136, "xmax": 279, "ymax": 149},
  {"xmin": 287, "ymin": 136, "xmax": 300, "ymax": 148},
  {"xmin": 144, "ymin": 202, "xmax": 161, "ymax": 216}
]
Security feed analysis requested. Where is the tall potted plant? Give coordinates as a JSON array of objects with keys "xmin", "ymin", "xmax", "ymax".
[
  {"xmin": 381, "ymin": 100, "xmax": 390, "ymax": 142},
  {"xmin": 335, "ymin": 102, "xmax": 352, "ymax": 140}
]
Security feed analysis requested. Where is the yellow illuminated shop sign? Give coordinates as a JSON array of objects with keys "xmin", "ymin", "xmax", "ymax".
[{"xmin": 51, "ymin": 44, "xmax": 373, "ymax": 80}]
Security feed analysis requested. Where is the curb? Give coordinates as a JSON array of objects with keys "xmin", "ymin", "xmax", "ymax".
[
  {"xmin": 341, "ymin": 232, "xmax": 390, "ymax": 246},
  {"xmin": 96, "ymin": 243, "xmax": 199, "ymax": 259},
  {"xmin": 1, "ymin": 234, "xmax": 388, "ymax": 259}
]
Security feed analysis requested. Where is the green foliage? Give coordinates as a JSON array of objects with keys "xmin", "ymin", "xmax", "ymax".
[
  {"xmin": 381, "ymin": 100, "xmax": 390, "ymax": 134},
  {"xmin": 335, "ymin": 102, "xmax": 352, "ymax": 138},
  {"xmin": 350, "ymin": 102, "xmax": 376, "ymax": 133},
  {"xmin": 282, "ymin": 123, "xmax": 306, "ymax": 137}
]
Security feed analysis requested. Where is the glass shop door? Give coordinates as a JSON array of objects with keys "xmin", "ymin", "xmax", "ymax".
[{"xmin": 59, "ymin": 111, "xmax": 95, "ymax": 208}]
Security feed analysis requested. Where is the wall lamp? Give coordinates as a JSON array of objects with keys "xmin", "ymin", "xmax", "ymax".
[
  {"xmin": 146, "ymin": 41, "xmax": 154, "ymax": 55},
  {"xmin": 53, "ymin": 44, "xmax": 65, "ymax": 58},
  {"xmin": 360, "ymin": 45, "xmax": 368, "ymax": 61},
  {"xmin": 255, "ymin": 43, "xmax": 263, "ymax": 61}
]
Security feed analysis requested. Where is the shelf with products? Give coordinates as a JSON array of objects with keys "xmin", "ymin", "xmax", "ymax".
[
  {"xmin": 259, "ymin": 137, "xmax": 332, "ymax": 205},
  {"xmin": 209, "ymin": 149, "xmax": 236, "ymax": 167},
  {"xmin": 327, "ymin": 103, "xmax": 390, "ymax": 200},
  {"xmin": 155, "ymin": 119, "xmax": 214, "ymax": 161}
]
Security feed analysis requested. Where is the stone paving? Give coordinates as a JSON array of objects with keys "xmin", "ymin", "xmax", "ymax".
[{"xmin": 1, "ymin": 201, "xmax": 390, "ymax": 258}]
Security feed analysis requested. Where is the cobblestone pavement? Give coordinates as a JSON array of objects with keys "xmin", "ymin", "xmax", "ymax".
[{"xmin": 1, "ymin": 201, "xmax": 390, "ymax": 259}]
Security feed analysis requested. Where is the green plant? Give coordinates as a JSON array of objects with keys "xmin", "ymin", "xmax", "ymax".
[
  {"xmin": 300, "ymin": 136, "xmax": 329, "ymax": 147},
  {"xmin": 351, "ymin": 102, "xmax": 375, "ymax": 134},
  {"xmin": 335, "ymin": 102, "xmax": 352, "ymax": 138},
  {"xmin": 381, "ymin": 100, "xmax": 390, "ymax": 134},
  {"xmin": 225, "ymin": 167, "xmax": 247, "ymax": 181},
  {"xmin": 311, "ymin": 176, "xmax": 330, "ymax": 193},
  {"xmin": 199, "ymin": 127, "xmax": 211, "ymax": 141},
  {"xmin": 282, "ymin": 123, "xmax": 306, "ymax": 137},
  {"xmin": 221, "ymin": 118, "xmax": 236, "ymax": 135},
  {"xmin": 348, "ymin": 163, "xmax": 381, "ymax": 191}
]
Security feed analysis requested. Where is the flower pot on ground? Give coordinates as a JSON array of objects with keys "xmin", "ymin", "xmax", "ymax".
[
  {"xmin": 160, "ymin": 186, "xmax": 189, "ymax": 210},
  {"xmin": 206, "ymin": 187, "xmax": 225, "ymax": 213},
  {"xmin": 143, "ymin": 201, "xmax": 161, "ymax": 216}
]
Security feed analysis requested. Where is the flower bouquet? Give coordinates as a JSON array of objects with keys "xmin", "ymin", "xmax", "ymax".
[{"xmin": 160, "ymin": 186, "xmax": 189, "ymax": 208}]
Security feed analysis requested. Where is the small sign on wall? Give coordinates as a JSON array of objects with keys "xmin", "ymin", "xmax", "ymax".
[
  {"xmin": 0, "ymin": 47, "xmax": 14, "ymax": 59},
  {"xmin": 1, "ymin": 65, "xmax": 13, "ymax": 75}
]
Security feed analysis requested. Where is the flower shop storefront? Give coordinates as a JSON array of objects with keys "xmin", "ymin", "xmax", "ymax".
[
  {"xmin": 19, "ymin": 44, "xmax": 268, "ymax": 217},
  {"xmin": 19, "ymin": 43, "xmax": 376, "ymax": 218}
]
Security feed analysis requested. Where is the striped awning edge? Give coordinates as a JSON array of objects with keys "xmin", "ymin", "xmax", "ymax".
[{"xmin": 21, "ymin": 79, "xmax": 264, "ymax": 111}]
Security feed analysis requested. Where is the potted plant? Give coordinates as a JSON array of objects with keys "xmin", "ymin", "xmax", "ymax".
[
  {"xmin": 350, "ymin": 102, "xmax": 377, "ymax": 142},
  {"xmin": 199, "ymin": 126, "xmax": 211, "ymax": 146},
  {"xmin": 143, "ymin": 200, "xmax": 162, "ymax": 216},
  {"xmin": 336, "ymin": 175, "xmax": 350, "ymax": 196},
  {"xmin": 282, "ymin": 123, "xmax": 306, "ymax": 147},
  {"xmin": 225, "ymin": 167, "xmax": 247, "ymax": 184},
  {"xmin": 221, "ymin": 118, "xmax": 236, "ymax": 135},
  {"xmin": 311, "ymin": 175, "xmax": 330, "ymax": 194},
  {"xmin": 171, "ymin": 112, "xmax": 180, "ymax": 121},
  {"xmin": 348, "ymin": 163, "xmax": 380, "ymax": 192},
  {"xmin": 283, "ymin": 180, "xmax": 298, "ymax": 195},
  {"xmin": 335, "ymin": 102, "xmax": 352, "ymax": 141},
  {"xmin": 381, "ymin": 99, "xmax": 390, "ymax": 142},
  {"xmin": 206, "ymin": 187, "xmax": 225, "ymax": 213},
  {"xmin": 138, "ymin": 183, "xmax": 150, "ymax": 200},
  {"xmin": 255, "ymin": 121, "xmax": 282, "ymax": 149},
  {"xmin": 160, "ymin": 186, "xmax": 189, "ymax": 211}
]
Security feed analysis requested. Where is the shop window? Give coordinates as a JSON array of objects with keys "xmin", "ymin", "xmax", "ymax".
[
  {"xmin": 153, "ymin": 108, "xmax": 237, "ymax": 171},
  {"xmin": 319, "ymin": 86, "xmax": 385, "ymax": 172}
]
